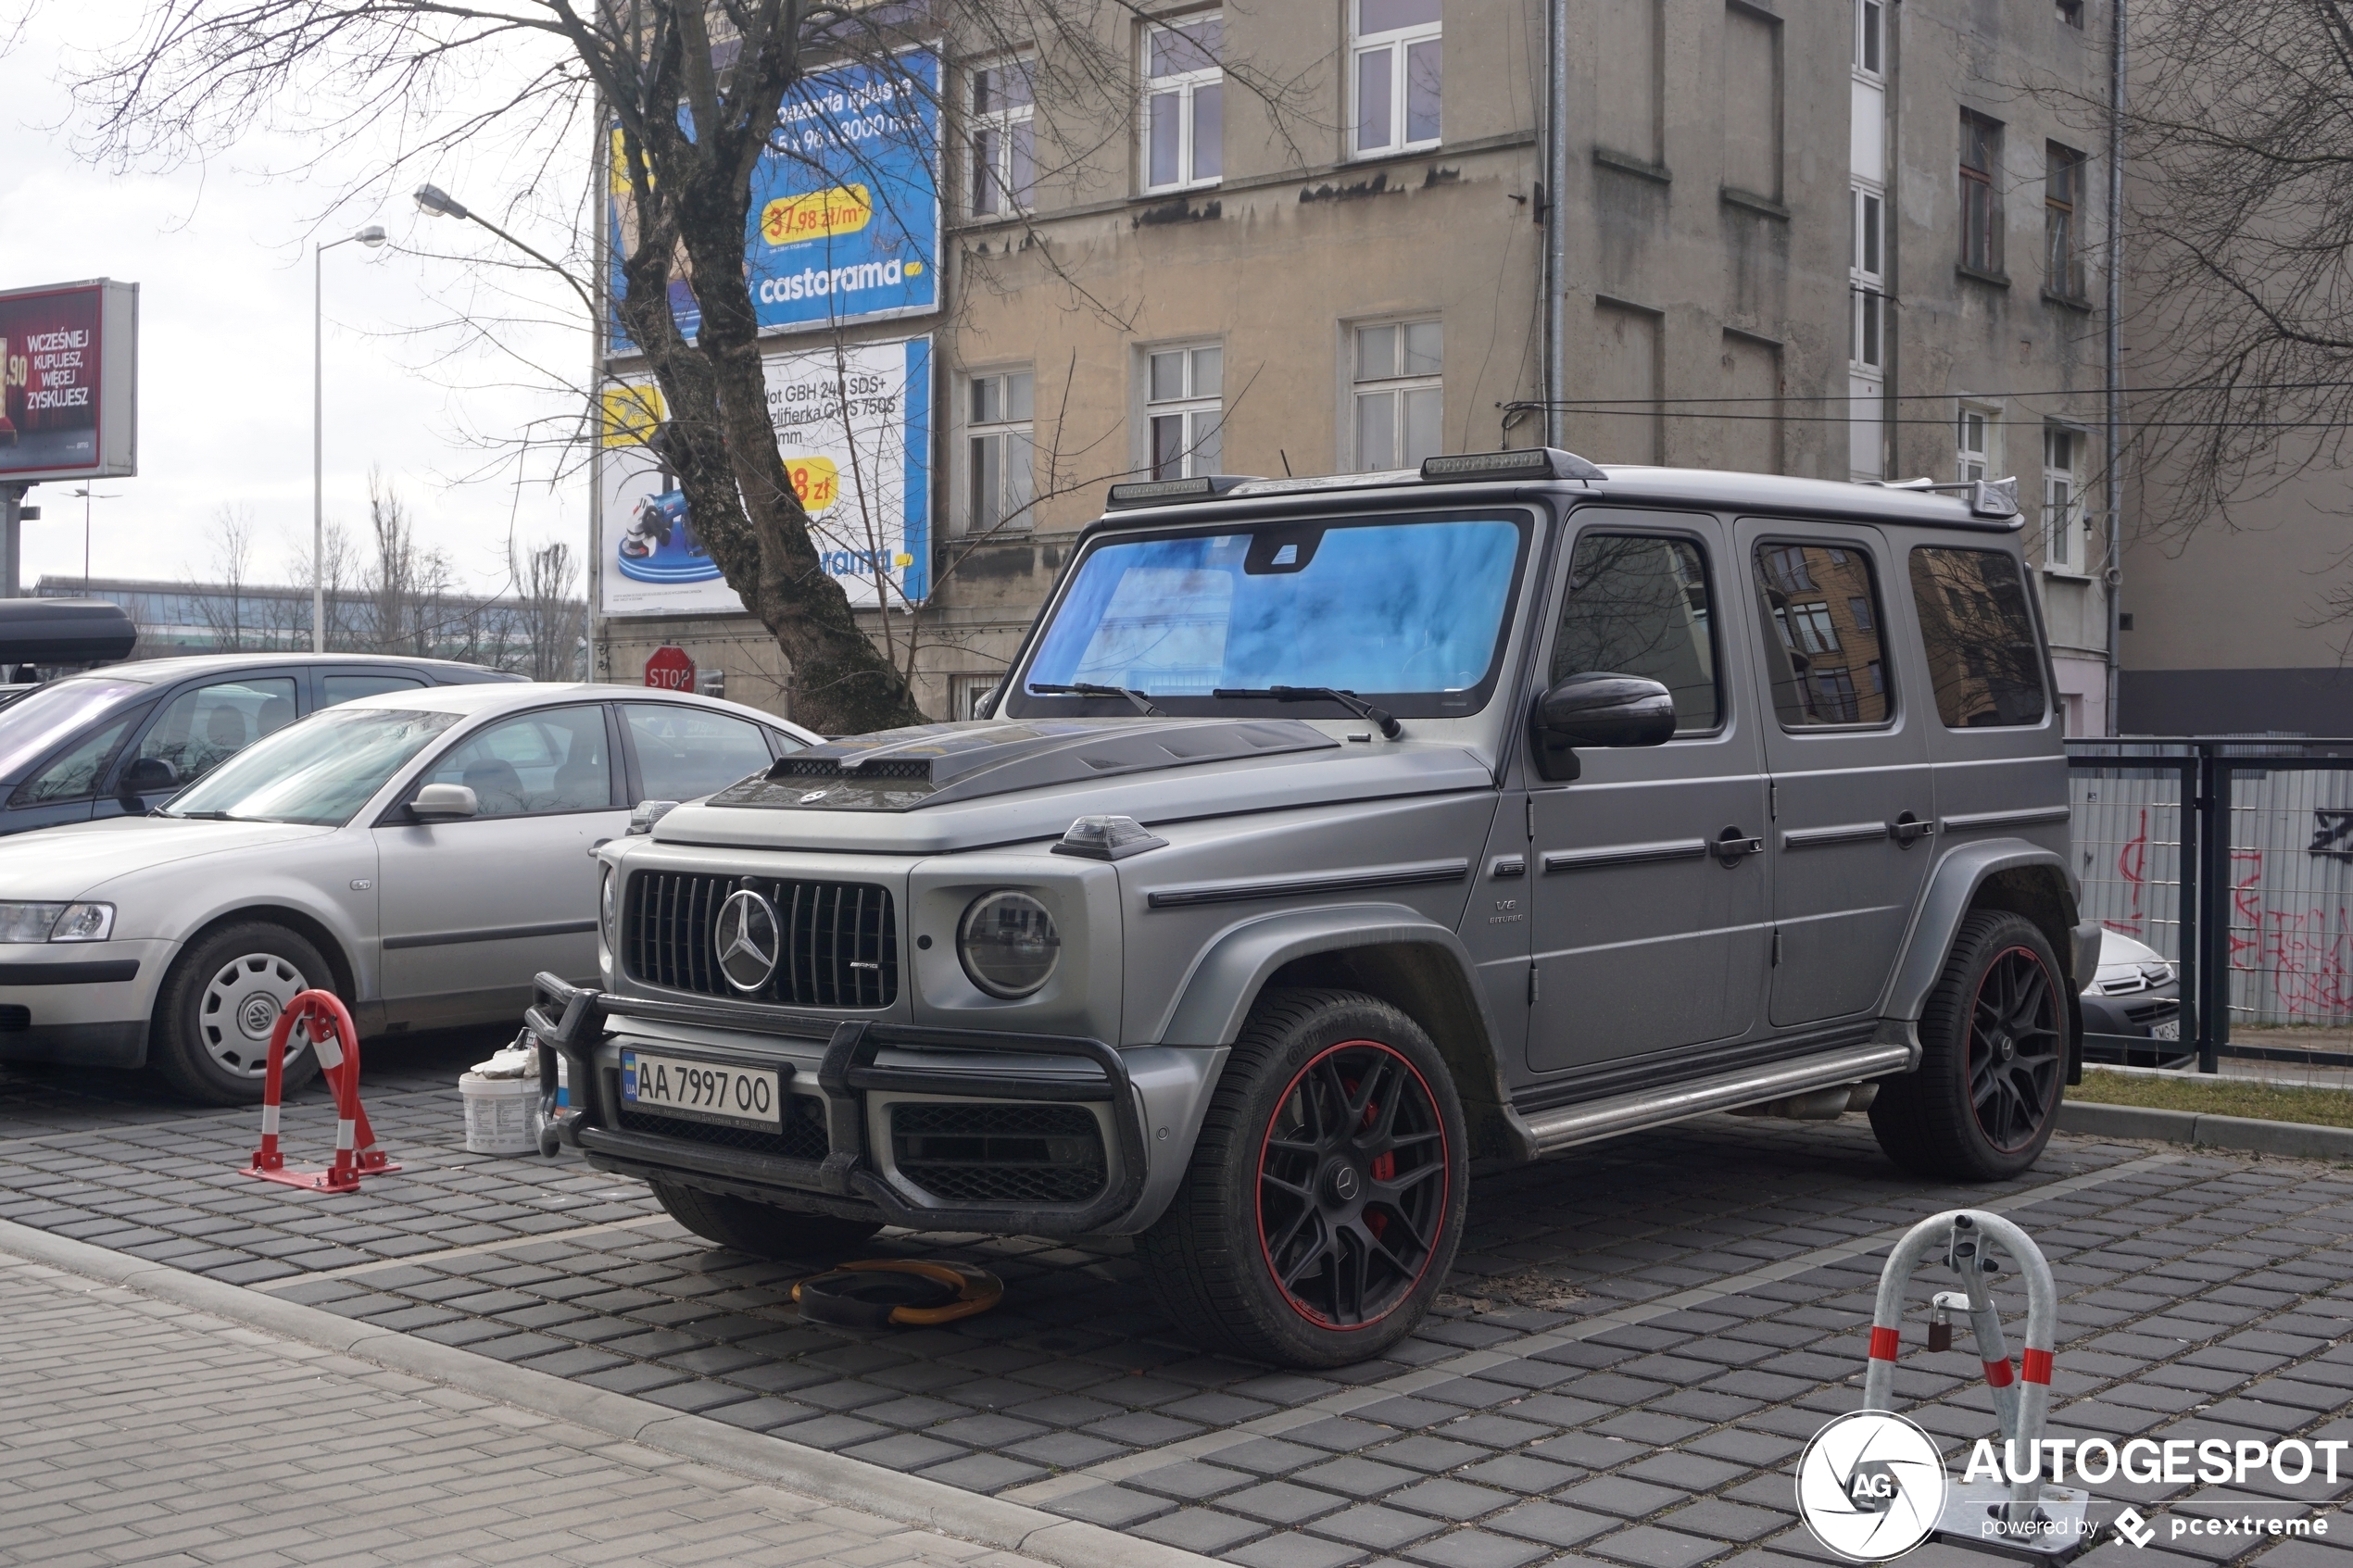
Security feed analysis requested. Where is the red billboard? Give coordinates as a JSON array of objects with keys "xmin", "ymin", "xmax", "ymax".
[{"xmin": 0, "ymin": 280, "xmax": 138, "ymax": 483}]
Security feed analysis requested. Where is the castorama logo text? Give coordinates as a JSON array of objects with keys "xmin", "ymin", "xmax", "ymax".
[{"xmin": 756, "ymin": 258, "xmax": 920, "ymax": 306}]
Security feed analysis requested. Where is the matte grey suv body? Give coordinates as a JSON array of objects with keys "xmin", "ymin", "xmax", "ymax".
[{"xmin": 537, "ymin": 450, "xmax": 2096, "ymax": 1366}]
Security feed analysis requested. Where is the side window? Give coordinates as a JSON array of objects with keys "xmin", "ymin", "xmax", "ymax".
[
  {"xmin": 623, "ymin": 704, "xmax": 776, "ymax": 803},
  {"xmin": 12, "ymin": 719, "xmax": 133, "ymax": 807},
  {"xmin": 324, "ymin": 674, "xmax": 425, "ymax": 707},
  {"xmin": 1752, "ymin": 542, "xmax": 1892, "ymax": 728},
  {"xmin": 1552, "ymin": 533, "xmax": 1720, "ymax": 733},
  {"xmin": 1909, "ymin": 547, "xmax": 2048, "ymax": 727},
  {"xmin": 417, "ymin": 707, "xmax": 612, "ymax": 818},
  {"xmin": 135, "ymin": 679, "xmax": 299, "ymax": 785}
]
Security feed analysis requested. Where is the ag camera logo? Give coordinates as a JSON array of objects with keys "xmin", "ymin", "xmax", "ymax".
[{"xmin": 1796, "ymin": 1411, "xmax": 1950, "ymax": 1561}]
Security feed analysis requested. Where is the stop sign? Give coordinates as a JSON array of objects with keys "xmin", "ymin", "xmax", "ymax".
[{"xmin": 644, "ymin": 646, "xmax": 697, "ymax": 691}]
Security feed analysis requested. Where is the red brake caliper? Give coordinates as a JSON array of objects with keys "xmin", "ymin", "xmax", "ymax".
[{"xmin": 1357, "ymin": 1080, "xmax": 1394, "ymax": 1237}]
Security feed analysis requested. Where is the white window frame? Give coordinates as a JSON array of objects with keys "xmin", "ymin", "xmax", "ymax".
[
  {"xmin": 1957, "ymin": 401, "xmax": 2001, "ymax": 484},
  {"xmin": 1144, "ymin": 344, "xmax": 1225, "ymax": 480},
  {"xmin": 968, "ymin": 56, "xmax": 1036, "ymax": 218},
  {"xmin": 965, "ymin": 369, "xmax": 1036, "ymax": 535},
  {"xmin": 2043, "ymin": 424, "xmax": 2087, "ymax": 572},
  {"xmin": 1350, "ymin": 0, "xmax": 1441, "ymax": 159},
  {"xmin": 1349, "ymin": 317, "xmax": 1443, "ymax": 472},
  {"xmin": 1854, "ymin": 0, "xmax": 1885, "ymax": 80},
  {"xmin": 1142, "ymin": 15, "xmax": 1224, "ymax": 194},
  {"xmin": 1850, "ymin": 182, "xmax": 1886, "ymax": 374}
]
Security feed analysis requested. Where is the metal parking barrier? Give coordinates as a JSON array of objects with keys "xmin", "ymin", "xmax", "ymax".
[{"xmin": 238, "ymin": 990, "xmax": 399, "ymax": 1193}]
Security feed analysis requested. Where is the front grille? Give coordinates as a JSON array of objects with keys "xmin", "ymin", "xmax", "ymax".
[
  {"xmin": 889, "ymin": 1102, "xmax": 1107, "ymax": 1206},
  {"xmin": 617, "ymin": 1094, "xmax": 829, "ymax": 1161},
  {"xmin": 624, "ymin": 871, "xmax": 898, "ymax": 1009},
  {"xmin": 2123, "ymin": 997, "xmax": 2181, "ymax": 1028}
]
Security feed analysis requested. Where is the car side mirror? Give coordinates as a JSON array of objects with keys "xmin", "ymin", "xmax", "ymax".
[
  {"xmin": 119, "ymin": 757, "xmax": 177, "ymax": 797},
  {"xmin": 1530, "ymin": 672, "xmax": 1677, "ymax": 782},
  {"xmin": 409, "ymin": 783, "xmax": 478, "ymax": 822}
]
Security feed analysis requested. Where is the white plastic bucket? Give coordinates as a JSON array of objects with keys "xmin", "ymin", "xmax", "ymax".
[{"xmin": 460, "ymin": 1072, "xmax": 540, "ymax": 1156}]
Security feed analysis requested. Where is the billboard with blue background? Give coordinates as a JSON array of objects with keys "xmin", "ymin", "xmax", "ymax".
[{"xmin": 609, "ymin": 48, "xmax": 940, "ymax": 352}]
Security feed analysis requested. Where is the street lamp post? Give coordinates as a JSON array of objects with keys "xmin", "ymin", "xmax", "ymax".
[
  {"xmin": 69, "ymin": 486, "xmax": 120, "ymax": 589},
  {"xmin": 315, "ymin": 225, "xmax": 388, "ymax": 653},
  {"xmin": 413, "ymin": 185, "xmax": 598, "ymax": 317}
]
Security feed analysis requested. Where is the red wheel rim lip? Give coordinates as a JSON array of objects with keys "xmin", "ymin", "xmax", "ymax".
[
  {"xmin": 1254, "ymin": 1037, "xmax": 1450, "ymax": 1333},
  {"xmin": 1969, "ymin": 944, "xmax": 2061, "ymax": 1153}
]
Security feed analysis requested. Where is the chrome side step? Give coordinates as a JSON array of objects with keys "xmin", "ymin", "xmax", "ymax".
[{"xmin": 1516, "ymin": 1039, "xmax": 1917, "ymax": 1156}]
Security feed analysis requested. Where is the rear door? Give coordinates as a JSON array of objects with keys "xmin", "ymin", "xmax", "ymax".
[
  {"xmin": 1736, "ymin": 522, "xmax": 1935, "ymax": 1026},
  {"xmin": 616, "ymin": 701, "xmax": 781, "ymax": 806},
  {"xmin": 1525, "ymin": 510, "xmax": 1772, "ymax": 1074},
  {"xmin": 315, "ymin": 669, "xmax": 429, "ymax": 709}
]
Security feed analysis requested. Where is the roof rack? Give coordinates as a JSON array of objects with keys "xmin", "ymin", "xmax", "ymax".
[{"xmin": 1101, "ymin": 446, "xmax": 1608, "ymax": 510}]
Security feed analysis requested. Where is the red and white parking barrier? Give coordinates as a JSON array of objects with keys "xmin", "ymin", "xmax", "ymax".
[{"xmin": 239, "ymin": 990, "xmax": 399, "ymax": 1192}]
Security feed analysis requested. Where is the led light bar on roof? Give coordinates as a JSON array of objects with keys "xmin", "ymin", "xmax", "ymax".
[
  {"xmin": 1103, "ymin": 474, "xmax": 1262, "ymax": 509},
  {"xmin": 1421, "ymin": 447, "xmax": 1607, "ymax": 483}
]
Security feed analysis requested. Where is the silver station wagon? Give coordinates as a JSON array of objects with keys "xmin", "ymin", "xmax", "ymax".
[{"xmin": 537, "ymin": 449, "xmax": 2095, "ymax": 1368}]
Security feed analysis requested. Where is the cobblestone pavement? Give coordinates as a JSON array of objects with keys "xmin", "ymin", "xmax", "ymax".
[
  {"xmin": 0, "ymin": 1250, "xmax": 1051, "ymax": 1568},
  {"xmin": 5, "ymin": 1047, "xmax": 2352, "ymax": 1568}
]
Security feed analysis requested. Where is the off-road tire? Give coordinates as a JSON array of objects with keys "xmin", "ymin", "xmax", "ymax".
[
  {"xmin": 649, "ymin": 1179, "xmax": 882, "ymax": 1260},
  {"xmin": 148, "ymin": 922, "xmax": 331, "ymax": 1106},
  {"xmin": 1139, "ymin": 987, "xmax": 1468, "ymax": 1368},
  {"xmin": 1871, "ymin": 910, "xmax": 2068, "ymax": 1181}
]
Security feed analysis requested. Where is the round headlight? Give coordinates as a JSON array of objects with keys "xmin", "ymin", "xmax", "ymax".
[
  {"xmin": 958, "ymin": 890, "xmax": 1061, "ymax": 998},
  {"xmin": 600, "ymin": 868, "xmax": 618, "ymax": 935}
]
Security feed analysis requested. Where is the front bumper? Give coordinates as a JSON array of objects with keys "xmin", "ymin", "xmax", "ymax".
[
  {"xmin": 0, "ymin": 941, "xmax": 173, "ymax": 1068},
  {"xmin": 527, "ymin": 973, "xmax": 1185, "ymax": 1236}
]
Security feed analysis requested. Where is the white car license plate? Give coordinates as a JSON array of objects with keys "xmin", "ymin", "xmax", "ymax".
[
  {"xmin": 621, "ymin": 1049, "xmax": 781, "ymax": 1129},
  {"xmin": 2150, "ymin": 1019, "xmax": 2181, "ymax": 1042}
]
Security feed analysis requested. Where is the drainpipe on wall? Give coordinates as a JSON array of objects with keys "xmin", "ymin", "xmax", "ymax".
[
  {"xmin": 1543, "ymin": 0, "xmax": 1569, "ymax": 450},
  {"xmin": 2104, "ymin": 0, "xmax": 2126, "ymax": 735}
]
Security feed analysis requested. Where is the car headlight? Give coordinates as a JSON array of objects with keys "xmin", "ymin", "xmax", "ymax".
[
  {"xmin": 957, "ymin": 890, "xmax": 1060, "ymax": 998},
  {"xmin": 0, "ymin": 902, "xmax": 114, "ymax": 943},
  {"xmin": 600, "ymin": 868, "xmax": 617, "ymax": 937}
]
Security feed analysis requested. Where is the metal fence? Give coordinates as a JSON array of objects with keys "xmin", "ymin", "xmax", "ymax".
[{"xmin": 2069, "ymin": 737, "xmax": 2353, "ymax": 1074}]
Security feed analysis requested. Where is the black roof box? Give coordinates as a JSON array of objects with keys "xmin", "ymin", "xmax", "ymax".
[{"xmin": 0, "ymin": 598, "xmax": 137, "ymax": 665}]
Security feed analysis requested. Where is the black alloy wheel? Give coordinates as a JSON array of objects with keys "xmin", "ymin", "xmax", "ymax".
[
  {"xmin": 1257, "ymin": 1039, "xmax": 1450, "ymax": 1329},
  {"xmin": 1969, "ymin": 944, "xmax": 2064, "ymax": 1153}
]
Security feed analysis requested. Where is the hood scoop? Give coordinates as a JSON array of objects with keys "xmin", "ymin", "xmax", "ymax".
[{"xmin": 709, "ymin": 718, "xmax": 1340, "ymax": 812}]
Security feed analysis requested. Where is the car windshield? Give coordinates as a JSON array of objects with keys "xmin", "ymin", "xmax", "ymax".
[
  {"xmin": 1016, "ymin": 515, "xmax": 1529, "ymax": 720},
  {"xmin": 0, "ymin": 678, "xmax": 145, "ymax": 780},
  {"xmin": 159, "ymin": 708, "xmax": 461, "ymax": 826}
]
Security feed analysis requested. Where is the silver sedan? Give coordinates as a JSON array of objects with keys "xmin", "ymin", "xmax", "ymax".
[{"xmin": 0, "ymin": 683, "xmax": 816, "ymax": 1103}]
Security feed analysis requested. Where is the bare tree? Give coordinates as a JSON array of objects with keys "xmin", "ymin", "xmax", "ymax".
[
  {"xmin": 516, "ymin": 538, "xmax": 586, "ymax": 680},
  {"xmin": 59, "ymin": 0, "xmax": 1313, "ymax": 733},
  {"xmin": 189, "ymin": 506, "xmax": 260, "ymax": 652},
  {"xmin": 2045, "ymin": 3, "xmax": 2353, "ymax": 540}
]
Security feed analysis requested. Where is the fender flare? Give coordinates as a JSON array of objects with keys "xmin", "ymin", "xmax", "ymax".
[
  {"xmin": 1882, "ymin": 838, "xmax": 2081, "ymax": 1023},
  {"xmin": 1153, "ymin": 901, "xmax": 1529, "ymax": 1161}
]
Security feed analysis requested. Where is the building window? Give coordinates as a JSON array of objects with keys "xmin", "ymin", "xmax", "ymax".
[
  {"xmin": 2057, "ymin": 0, "xmax": 2084, "ymax": 26},
  {"xmin": 1144, "ymin": 16, "xmax": 1223, "ymax": 192},
  {"xmin": 1352, "ymin": 320, "xmax": 1442, "ymax": 470},
  {"xmin": 970, "ymin": 59, "xmax": 1036, "ymax": 217},
  {"xmin": 2043, "ymin": 426, "xmax": 2083, "ymax": 571},
  {"xmin": 2045, "ymin": 143, "xmax": 2086, "ymax": 299},
  {"xmin": 1352, "ymin": 0, "xmax": 1441, "ymax": 157},
  {"xmin": 1960, "ymin": 111, "xmax": 2003, "ymax": 274},
  {"xmin": 1850, "ymin": 183, "xmax": 1885, "ymax": 371},
  {"xmin": 1147, "ymin": 345, "xmax": 1223, "ymax": 479},
  {"xmin": 1855, "ymin": 0, "xmax": 1883, "ymax": 76},
  {"xmin": 967, "ymin": 370, "xmax": 1035, "ymax": 533},
  {"xmin": 1958, "ymin": 404, "xmax": 1998, "ymax": 483}
]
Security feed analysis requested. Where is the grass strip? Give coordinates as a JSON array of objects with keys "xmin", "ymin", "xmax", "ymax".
[{"xmin": 2069, "ymin": 1069, "xmax": 2353, "ymax": 1129}]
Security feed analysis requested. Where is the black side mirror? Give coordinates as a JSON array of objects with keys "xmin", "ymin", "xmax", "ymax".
[
  {"xmin": 119, "ymin": 757, "xmax": 178, "ymax": 797},
  {"xmin": 1531, "ymin": 672, "xmax": 1676, "ymax": 781}
]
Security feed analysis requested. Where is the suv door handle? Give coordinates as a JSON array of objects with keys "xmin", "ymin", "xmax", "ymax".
[
  {"xmin": 1890, "ymin": 811, "xmax": 1933, "ymax": 849},
  {"xmin": 1710, "ymin": 826, "xmax": 1766, "ymax": 866}
]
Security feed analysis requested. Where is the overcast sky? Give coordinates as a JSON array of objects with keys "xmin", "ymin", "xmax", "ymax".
[{"xmin": 0, "ymin": 1, "xmax": 590, "ymax": 598}]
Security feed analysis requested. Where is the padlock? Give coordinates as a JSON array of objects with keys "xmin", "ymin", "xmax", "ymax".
[{"xmin": 1928, "ymin": 1290, "xmax": 1969, "ymax": 1353}]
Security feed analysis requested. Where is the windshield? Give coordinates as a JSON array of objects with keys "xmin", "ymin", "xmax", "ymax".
[
  {"xmin": 1016, "ymin": 515, "xmax": 1529, "ymax": 720},
  {"xmin": 161, "ymin": 709, "xmax": 461, "ymax": 826},
  {"xmin": 0, "ymin": 678, "xmax": 145, "ymax": 780}
]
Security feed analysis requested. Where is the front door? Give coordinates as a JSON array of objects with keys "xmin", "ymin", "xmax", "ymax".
[
  {"xmin": 1527, "ymin": 512, "xmax": 1771, "ymax": 1075},
  {"xmin": 375, "ymin": 704, "xmax": 625, "ymax": 1025},
  {"xmin": 1736, "ymin": 523, "xmax": 1936, "ymax": 1026}
]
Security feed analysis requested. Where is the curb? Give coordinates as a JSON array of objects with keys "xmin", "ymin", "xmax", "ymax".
[
  {"xmin": 2058, "ymin": 1099, "xmax": 2353, "ymax": 1161},
  {"xmin": 0, "ymin": 1216, "xmax": 1220, "ymax": 1568}
]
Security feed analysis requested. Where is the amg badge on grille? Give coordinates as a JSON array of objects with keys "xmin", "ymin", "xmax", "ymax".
[{"xmin": 714, "ymin": 888, "xmax": 782, "ymax": 992}]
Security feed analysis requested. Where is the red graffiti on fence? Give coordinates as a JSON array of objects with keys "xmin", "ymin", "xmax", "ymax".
[{"xmin": 2106, "ymin": 809, "xmax": 2150, "ymax": 937}]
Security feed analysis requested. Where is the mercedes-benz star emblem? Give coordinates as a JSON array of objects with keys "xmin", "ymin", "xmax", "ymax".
[
  {"xmin": 799, "ymin": 788, "xmax": 830, "ymax": 805},
  {"xmin": 714, "ymin": 888, "xmax": 782, "ymax": 993}
]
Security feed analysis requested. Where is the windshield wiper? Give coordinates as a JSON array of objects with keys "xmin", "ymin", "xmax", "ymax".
[
  {"xmin": 1028, "ymin": 682, "xmax": 1165, "ymax": 718},
  {"xmin": 157, "ymin": 809, "xmax": 242, "ymax": 821},
  {"xmin": 1213, "ymin": 685, "xmax": 1402, "ymax": 739}
]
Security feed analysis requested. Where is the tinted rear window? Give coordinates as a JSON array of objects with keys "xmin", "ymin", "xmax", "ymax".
[{"xmin": 1909, "ymin": 547, "xmax": 2047, "ymax": 727}]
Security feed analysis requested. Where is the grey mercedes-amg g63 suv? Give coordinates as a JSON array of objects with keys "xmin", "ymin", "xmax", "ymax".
[{"xmin": 534, "ymin": 447, "xmax": 2096, "ymax": 1368}]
